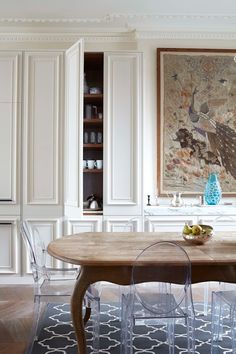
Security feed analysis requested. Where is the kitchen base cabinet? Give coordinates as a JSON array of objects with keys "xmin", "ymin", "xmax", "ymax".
[
  {"xmin": 103, "ymin": 216, "xmax": 142, "ymax": 232},
  {"xmin": 0, "ymin": 220, "xmax": 19, "ymax": 274}
]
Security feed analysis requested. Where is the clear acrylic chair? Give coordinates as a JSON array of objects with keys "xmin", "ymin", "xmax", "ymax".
[
  {"xmin": 211, "ymin": 288, "xmax": 236, "ymax": 353},
  {"xmin": 20, "ymin": 220, "xmax": 100, "ymax": 354},
  {"xmin": 202, "ymin": 215, "xmax": 236, "ymax": 317},
  {"xmin": 120, "ymin": 241, "xmax": 195, "ymax": 354}
]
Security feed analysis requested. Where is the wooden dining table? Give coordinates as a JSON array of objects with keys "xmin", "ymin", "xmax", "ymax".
[{"xmin": 47, "ymin": 231, "xmax": 236, "ymax": 354}]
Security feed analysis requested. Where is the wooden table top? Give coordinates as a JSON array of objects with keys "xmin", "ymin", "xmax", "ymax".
[{"xmin": 47, "ymin": 231, "xmax": 236, "ymax": 266}]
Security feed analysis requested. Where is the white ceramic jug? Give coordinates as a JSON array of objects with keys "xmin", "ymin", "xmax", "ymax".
[{"xmin": 171, "ymin": 192, "xmax": 183, "ymax": 207}]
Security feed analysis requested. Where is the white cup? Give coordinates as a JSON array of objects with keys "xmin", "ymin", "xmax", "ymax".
[
  {"xmin": 87, "ymin": 160, "xmax": 95, "ymax": 169},
  {"xmin": 95, "ymin": 160, "xmax": 103, "ymax": 169},
  {"xmin": 83, "ymin": 160, "xmax": 87, "ymax": 169}
]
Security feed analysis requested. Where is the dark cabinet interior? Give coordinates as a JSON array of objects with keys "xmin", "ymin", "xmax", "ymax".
[{"xmin": 83, "ymin": 52, "xmax": 104, "ymax": 214}]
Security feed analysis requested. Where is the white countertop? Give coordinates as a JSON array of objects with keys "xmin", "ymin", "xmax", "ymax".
[{"xmin": 144, "ymin": 205, "xmax": 236, "ymax": 216}]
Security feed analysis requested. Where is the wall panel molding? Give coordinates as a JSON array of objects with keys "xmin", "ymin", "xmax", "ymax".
[
  {"xmin": 104, "ymin": 52, "xmax": 142, "ymax": 208},
  {"xmin": 0, "ymin": 217, "xmax": 19, "ymax": 274},
  {"xmin": 65, "ymin": 217, "xmax": 102, "ymax": 234},
  {"xmin": 64, "ymin": 40, "xmax": 83, "ymax": 211},
  {"xmin": 23, "ymin": 218, "xmax": 61, "ymax": 273},
  {"xmin": 104, "ymin": 216, "xmax": 141, "ymax": 232},
  {"xmin": 0, "ymin": 52, "xmax": 21, "ymax": 203},
  {"xmin": 23, "ymin": 51, "xmax": 62, "ymax": 205}
]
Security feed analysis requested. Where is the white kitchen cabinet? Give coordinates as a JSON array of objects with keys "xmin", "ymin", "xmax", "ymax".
[
  {"xmin": 198, "ymin": 215, "xmax": 236, "ymax": 232},
  {"xmin": 0, "ymin": 50, "xmax": 65, "ymax": 276},
  {"xmin": 144, "ymin": 215, "xmax": 196, "ymax": 232},
  {"xmin": 103, "ymin": 52, "xmax": 143, "ymax": 217},
  {"xmin": 0, "ymin": 46, "xmax": 144, "ymax": 278},
  {"xmin": 144, "ymin": 205, "xmax": 236, "ymax": 233},
  {"xmin": 64, "ymin": 40, "xmax": 84, "ymax": 218},
  {"xmin": 0, "ymin": 52, "xmax": 21, "ymax": 206},
  {"xmin": 0, "ymin": 219, "xmax": 19, "ymax": 274},
  {"xmin": 22, "ymin": 219, "xmax": 62, "ymax": 274},
  {"xmin": 0, "ymin": 52, "xmax": 21, "ymax": 275},
  {"xmin": 64, "ymin": 45, "xmax": 143, "ymax": 219},
  {"xmin": 103, "ymin": 216, "xmax": 142, "ymax": 232},
  {"xmin": 22, "ymin": 51, "xmax": 63, "ymax": 208},
  {"xmin": 65, "ymin": 216, "xmax": 102, "ymax": 234}
]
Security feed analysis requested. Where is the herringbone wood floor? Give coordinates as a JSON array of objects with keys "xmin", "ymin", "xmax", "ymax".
[{"xmin": 0, "ymin": 285, "xmax": 34, "ymax": 354}]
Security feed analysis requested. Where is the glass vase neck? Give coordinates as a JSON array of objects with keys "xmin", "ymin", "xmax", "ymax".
[{"xmin": 208, "ymin": 172, "xmax": 218, "ymax": 181}]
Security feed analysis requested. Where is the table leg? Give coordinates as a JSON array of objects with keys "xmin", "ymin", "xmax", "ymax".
[{"xmin": 71, "ymin": 267, "xmax": 91, "ymax": 354}]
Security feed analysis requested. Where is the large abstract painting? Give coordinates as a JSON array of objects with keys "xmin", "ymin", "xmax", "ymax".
[{"xmin": 157, "ymin": 48, "xmax": 236, "ymax": 196}]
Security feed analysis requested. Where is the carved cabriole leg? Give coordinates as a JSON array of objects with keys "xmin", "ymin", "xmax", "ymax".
[
  {"xmin": 71, "ymin": 265, "xmax": 132, "ymax": 354},
  {"xmin": 71, "ymin": 267, "xmax": 92, "ymax": 354}
]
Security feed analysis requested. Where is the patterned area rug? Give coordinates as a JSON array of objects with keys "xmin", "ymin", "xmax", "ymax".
[{"xmin": 31, "ymin": 303, "xmax": 232, "ymax": 354}]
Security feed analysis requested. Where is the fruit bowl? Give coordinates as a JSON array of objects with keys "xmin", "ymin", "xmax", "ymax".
[{"xmin": 182, "ymin": 224, "xmax": 214, "ymax": 245}]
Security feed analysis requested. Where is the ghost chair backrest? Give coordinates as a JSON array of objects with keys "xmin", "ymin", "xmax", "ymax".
[
  {"xmin": 132, "ymin": 241, "xmax": 191, "ymax": 316},
  {"xmin": 20, "ymin": 221, "xmax": 48, "ymax": 282}
]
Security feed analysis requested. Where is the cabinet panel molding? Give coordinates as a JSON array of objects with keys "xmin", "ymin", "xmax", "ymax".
[
  {"xmin": 23, "ymin": 52, "xmax": 62, "ymax": 205},
  {"xmin": 199, "ymin": 215, "xmax": 236, "ymax": 231},
  {"xmin": 65, "ymin": 217, "xmax": 102, "ymax": 234},
  {"xmin": 104, "ymin": 216, "xmax": 141, "ymax": 232},
  {"xmin": 0, "ymin": 218, "xmax": 18, "ymax": 274},
  {"xmin": 64, "ymin": 40, "xmax": 84, "ymax": 211},
  {"xmin": 23, "ymin": 219, "xmax": 61, "ymax": 273},
  {"xmin": 144, "ymin": 216, "xmax": 196, "ymax": 232},
  {"xmin": 0, "ymin": 52, "xmax": 21, "ymax": 203},
  {"xmin": 104, "ymin": 52, "xmax": 142, "ymax": 211}
]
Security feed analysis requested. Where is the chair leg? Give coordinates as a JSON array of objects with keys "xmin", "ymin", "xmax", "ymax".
[
  {"xmin": 91, "ymin": 296, "xmax": 100, "ymax": 353},
  {"xmin": 167, "ymin": 319, "xmax": 175, "ymax": 354},
  {"xmin": 120, "ymin": 294, "xmax": 133, "ymax": 354},
  {"xmin": 211, "ymin": 291, "xmax": 224, "ymax": 354},
  {"xmin": 203, "ymin": 282, "xmax": 209, "ymax": 316},
  {"xmin": 24, "ymin": 295, "xmax": 41, "ymax": 354},
  {"xmin": 186, "ymin": 313, "xmax": 195, "ymax": 353},
  {"xmin": 230, "ymin": 308, "xmax": 236, "ymax": 354}
]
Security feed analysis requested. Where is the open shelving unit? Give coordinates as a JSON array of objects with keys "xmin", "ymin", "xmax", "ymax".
[{"xmin": 83, "ymin": 52, "xmax": 104, "ymax": 214}]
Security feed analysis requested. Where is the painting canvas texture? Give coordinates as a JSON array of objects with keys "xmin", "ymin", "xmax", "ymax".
[{"xmin": 158, "ymin": 49, "xmax": 236, "ymax": 195}]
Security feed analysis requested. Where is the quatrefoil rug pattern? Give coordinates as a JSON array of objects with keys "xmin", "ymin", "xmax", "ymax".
[{"xmin": 31, "ymin": 303, "xmax": 232, "ymax": 354}]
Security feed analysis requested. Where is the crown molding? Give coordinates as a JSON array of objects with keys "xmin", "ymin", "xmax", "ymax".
[
  {"xmin": 0, "ymin": 31, "xmax": 137, "ymax": 43},
  {"xmin": 0, "ymin": 13, "xmax": 236, "ymax": 43},
  {"xmin": 1, "ymin": 29, "xmax": 236, "ymax": 44},
  {"xmin": 0, "ymin": 13, "xmax": 236, "ymax": 24},
  {"xmin": 137, "ymin": 30, "xmax": 236, "ymax": 40}
]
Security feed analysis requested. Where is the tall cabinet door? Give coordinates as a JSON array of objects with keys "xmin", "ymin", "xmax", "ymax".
[
  {"xmin": 0, "ymin": 52, "xmax": 21, "ymax": 207},
  {"xmin": 0, "ymin": 52, "xmax": 21, "ymax": 274},
  {"xmin": 64, "ymin": 40, "xmax": 84, "ymax": 218},
  {"xmin": 103, "ymin": 52, "xmax": 143, "ymax": 216},
  {"xmin": 22, "ymin": 51, "xmax": 63, "ymax": 216}
]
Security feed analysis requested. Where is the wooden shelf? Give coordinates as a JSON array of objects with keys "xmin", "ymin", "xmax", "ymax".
[
  {"xmin": 83, "ymin": 169, "xmax": 103, "ymax": 173},
  {"xmin": 84, "ymin": 94, "xmax": 103, "ymax": 102},
  {"xmin": 83, "ymin": 210, "xmax": 103, "ymax": 215},
  {"xmin": 83, "ymin": 119, "xmax": 103, "ymax": 125},
  {"xmin": 83, "ymin": 144, "xmax": 103, "ymax": 149}
]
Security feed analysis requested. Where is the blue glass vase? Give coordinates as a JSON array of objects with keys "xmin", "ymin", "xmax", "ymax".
[{"xmin": 204, "ymin": 173, "xmax": 222, "ymax": 205}]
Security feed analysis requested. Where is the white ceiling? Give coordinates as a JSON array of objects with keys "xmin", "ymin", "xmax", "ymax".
[
  {"xmin": 0, "ymin": 0, "xmax": 235, "ymax": 18},
  {"xmin": 0, "ymin": 0, "xmax": 236, "ymax": 31}
]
